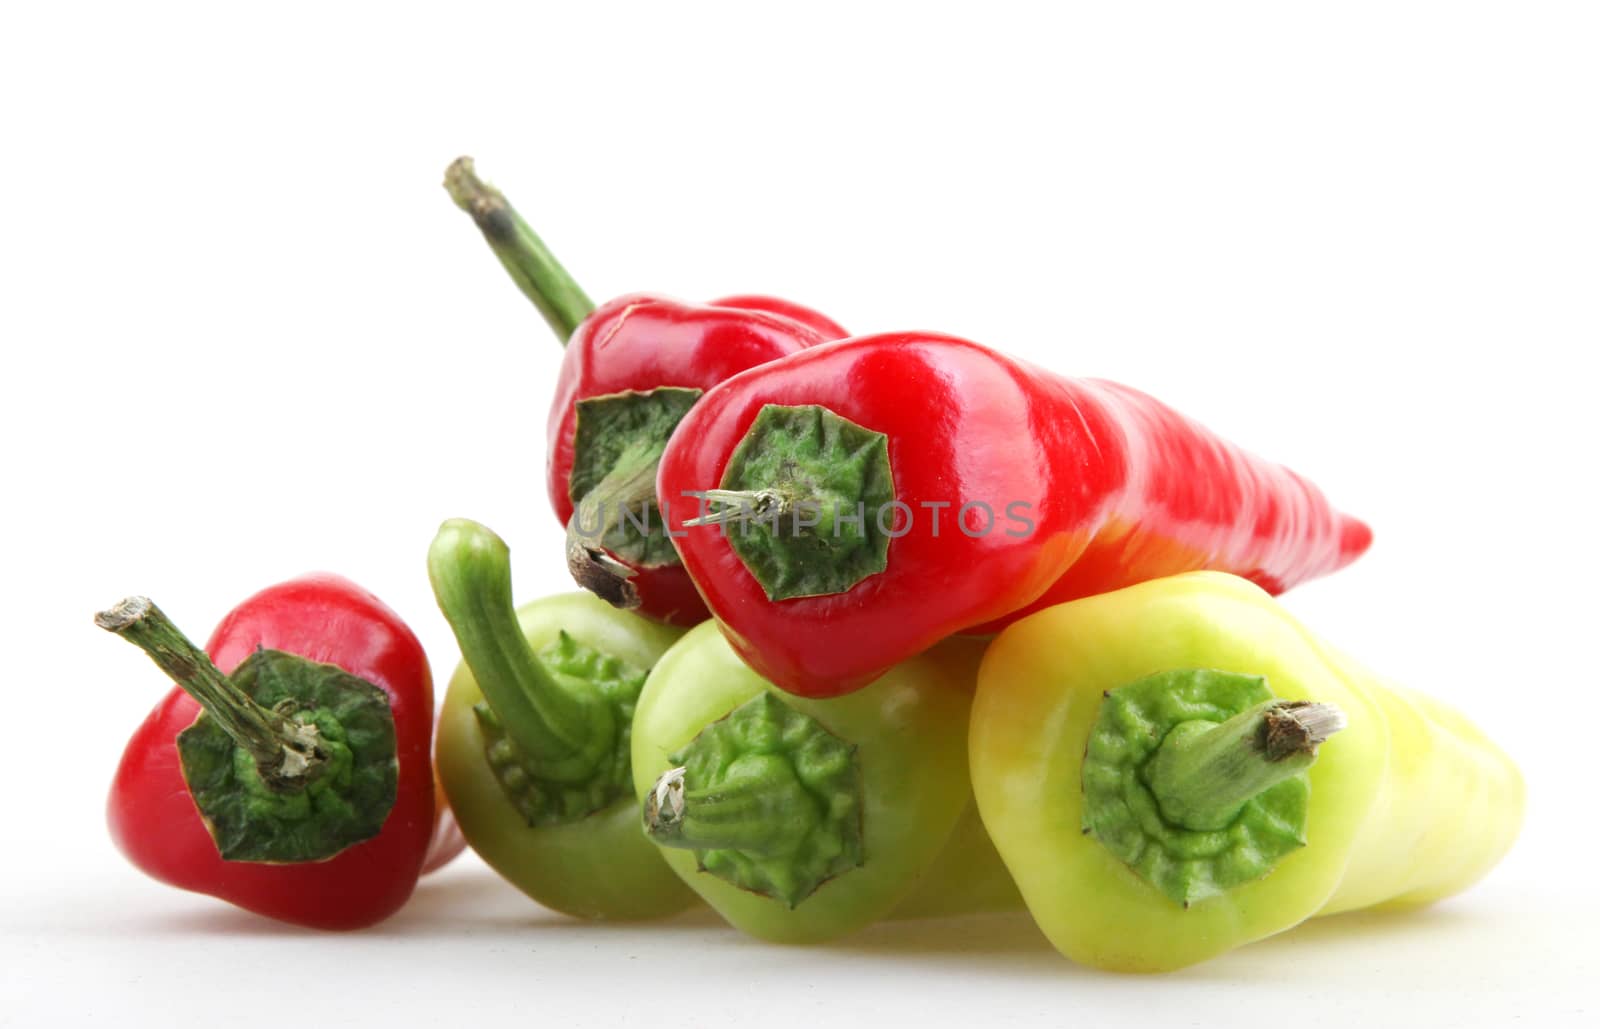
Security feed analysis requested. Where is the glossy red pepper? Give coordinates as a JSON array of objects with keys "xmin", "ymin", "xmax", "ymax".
[
  {"xmin": 446, "ymin": 158, "xmax": 845, "ymax": 624},
  {"xmin": 655, "ymin": 333, "xmax": 1373, "ymax": 697},
  {"xmin": 101, "ymin": 574, "xmax": 439, "ymax": 929}
]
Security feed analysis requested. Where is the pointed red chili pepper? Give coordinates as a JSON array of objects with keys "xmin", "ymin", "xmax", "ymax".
[
  {"xmin": 655, "ymin": 333, "xmax": 1374, "ymax": 697},
  {"xmin": 99, "ymin": 574, "xmax": 440, "ymax": 929},
  {"xmin": 445, "ymin": 158, "xmax": 845, "ymax": 624}
]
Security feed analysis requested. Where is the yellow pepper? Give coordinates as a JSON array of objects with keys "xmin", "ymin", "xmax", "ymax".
[{"xmin": 969, "ymin": 571, "xmax": 1523, "ymax": 973}]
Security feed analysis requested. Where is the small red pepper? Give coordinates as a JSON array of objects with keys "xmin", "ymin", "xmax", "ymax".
[
  {"xmin": 445, "ymin": 158, "xmax": 845, "ymax": 625},
  {"xmin": 655, "ymin": 333, "xmax": 1373, "ymax": 697},
  {"xmin": 99, "ymin": 574, "xmax": 438, "ymax": 930}
]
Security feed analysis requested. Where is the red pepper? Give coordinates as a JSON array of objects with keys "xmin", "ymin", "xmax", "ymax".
[
  {"xmin": 422, "ymin": 778, "xmax": 467, "ymax": 874},
  {"xmin": 655, "ymin": 333, "xmax": 1373, "ymax": 697},
  {"xmin": 99, "ymin": 574, "xmax": 438, "ymax": 929},
  {"xmin": 446, "ymin": 158, "xmax": 845, "ymax": 624},
  {"xmin": 548, "ymin": 293, "xmax": 845, "ymax": 622},
  {"xmin": 692, "ymin": 293, "xmax": 850, "ymax": 340}
]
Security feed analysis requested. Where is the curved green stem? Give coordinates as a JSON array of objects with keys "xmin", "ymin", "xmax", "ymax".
[
  {"xmin": 95, "ymin": 597, "xmax": 326, "ymax": 790},
  {"xmin": 1145, "ymin": 699, "xmax": 1346, "ymax": 832},
  {"xmin": 428, "ymin": 518, "xmax": 616, "ymax": 784},
  {"xmin": 443, "ymin": 156, "xmax": 596, "ymax": 342}
]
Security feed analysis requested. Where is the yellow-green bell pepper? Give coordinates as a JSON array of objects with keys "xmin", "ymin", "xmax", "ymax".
[{"xmin": 970, "ymin": 571, "xmax": 1523, "ymax": 972}]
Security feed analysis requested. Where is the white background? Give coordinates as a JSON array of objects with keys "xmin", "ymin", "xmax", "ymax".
[{"xmin": 3, "ymin": 2, "xmax": 1596, "ymax": 1025}]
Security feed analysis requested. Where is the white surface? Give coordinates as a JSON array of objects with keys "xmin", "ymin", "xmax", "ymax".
[
  {"xmin": 4, "ymin": 855, "xmax": 1592, "ymax": 1029},
  {"xmin": 2, "ymin": 2, "xmax": 1596, "ymax": 1026}
]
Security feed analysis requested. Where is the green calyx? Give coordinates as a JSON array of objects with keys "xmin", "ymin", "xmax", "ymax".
[
  {"xmin": 95, "ymin": 597, "xmax": 396, "ymax": 864},
  {"xmin": 643, "ymin": 692, "xmax": 863, "ymax": 908},
  {"xmin": 1082, "ymin": 669, "xmax": 1345, "ymax": 908},
  {"xmin": 474, "ymin": 630, "xmax": 648, "ymax": 827},
  {"xmin": 430, "ymin": 519, "xmax": 646, "ymax": 827},
  {"xmin": 690, "ymin": 404, "xmax": 894, "ymax": 601},
  {"xmin": 178, "ymin": 650, "xmax": 398, "ymax": 862},
  {"xmin": 566, "ymin": 388, "xmax": 702, "ymax": 606}
]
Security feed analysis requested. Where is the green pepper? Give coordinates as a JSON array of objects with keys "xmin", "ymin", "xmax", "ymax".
[
  {"xmin": 970, "ymin": 571, "xmax": 1524, "ymax": 972},
  {"xmin": 429, "ymin": 518, "xmax": 695, "ymax": 919},
  {"xmin": 631, "ymin": 623, "xmax": 1003, "ymax": 942}
]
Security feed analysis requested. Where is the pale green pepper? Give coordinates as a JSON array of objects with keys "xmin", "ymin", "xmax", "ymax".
[
  {"xmin": 632, "ymin": 624, "xmax": 1016, "ymax": 942},
  {"xmin": 429, "ymin": 519, "xmax": 694, "ymax": 919}
]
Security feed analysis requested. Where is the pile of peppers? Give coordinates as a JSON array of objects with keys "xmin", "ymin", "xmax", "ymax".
[{"xmin": 93, "ymin": 157, "xmax": 1522, "ymax": 972}]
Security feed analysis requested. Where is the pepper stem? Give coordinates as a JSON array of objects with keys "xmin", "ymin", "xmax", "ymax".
[
  {"xmin": 443, "ymin": 156, "xmax": 596, "ymax": 342},
  {"xmin": 428, "ymin": 518, "xmax": 617, "ymax": 785},
  {"xmin": 565, "ymin": 442, "xmax": 659, "ymax": 610},
  {"xmin": 642, "ymin": 691, "xmax": 864, "ymax": 907},
  {"xmin": 681, "ymin": 488, "xmax": 793, "ymax": 528},
  {"xmin": 1144, "ymin": 699, "xmax": 1347, "ymax": 832},
  {"xmin": 643, "ymin": 759, "xmax": 821, "ymax": 856},
  {"xmin": 95, "ymin": 597, "xmax": 327, "ymax": 790}
]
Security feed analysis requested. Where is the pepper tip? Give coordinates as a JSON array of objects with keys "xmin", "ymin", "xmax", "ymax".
[
  {"xmin": 643, "ymin": 766, "xmax": 686, "ymax": 838},
  {"xmin": 95, "ymin": 596, "xmax": 152, "ymax": 633},
  {"xmin": 565, "ymin": 538, "xmax": 641, "ymax": 612},
  {"xmin": 1261, "ymin": 701, "xmax": 1347, "ymax": 761}
]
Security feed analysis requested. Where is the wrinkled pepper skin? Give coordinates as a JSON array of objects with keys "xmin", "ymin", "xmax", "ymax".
[
  {"xmin": 548, "ymin": 294, "xmax": 844, "ymax": 624},
  {"xmin": 107, "ymin": 575, "xmax": 438, "ymax": 930},
  {"xmin": 631, "ymin": 624, "xmax": 980, "ymax": 943},
  {"xmin": 436, "ymin": 590, "xmax": 695, "ymax": 919},
  {"xmin": 658, "ymin": 333, "xmax": 1372, "ymax": 697},
  {"xmin": 969, "ymin": 572, "xmax": 1524, "ymax": 973}
]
